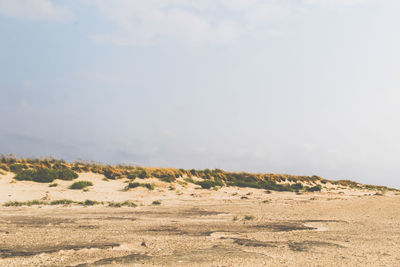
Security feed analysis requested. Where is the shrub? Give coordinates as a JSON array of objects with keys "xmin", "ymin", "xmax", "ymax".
[
  {"xmin": 196, "ymin": 180, "xmax": 215, "ymax": 189},
  {"xmin": 56, "ymin": 168, "xmax": 78, "ymax": 180},
  {"xmin": 127, "ymin": 168, "xmax": 147, "ymax": 179},
  {"xmin": 49, "ymin": 183, "xmax": 58, "ymax": 187},
  {"xmin": 160, "ymin": 176, "xmax": 175, "ymax": 183},
  {"xmin": 305, "ymin": 185, "xmax": 322, "ymax": 192},
  {"xmin": 244, "ymin": 215, "xmax": 255, "ymax": 220},
  {"xmin": 9, "ymin": 164, "xmax": 27, "ymax": 173},
  {"xmin": 108, "ymin": 201, "xmax": 137, "ymax": 208},
  {"xmin": 78, "ymin": 199, "xmax": 101, "ymax": 206},
  {"xmin": 103, "ymin": 168, "xmax": 122, "ymax": 180},
  {"xmin": 108, "ymin": 201, "xmax": 122, "ymax": 207},
  {"xmin": 3, "ymin": 200, "xmax": 47, "ymax": 207},
  {"xmin": 14, "ymin": 168, "xmax": 78, "ymax": 183},
  {"xmin": 14, "ymin": 169, "xmax": 56, "ymax": 183},
  {"xmin": 127, "ymin": 182, "xmax": 140, "ymax": 189},
  {"xmin": 144, "ymin": 183, "xmax": 155, "ymax": 190},
  {"xmin": 50, "ymin": 199, "xmax": 75, "ymax": 205},
  {"xmin": 152, "ymin": 200, "xmax": 162, "ymax": 205},
  {"xmin": 126, "ymin": 182, "xmax": 154, "ymax": 190},
  {"xmin": 0, "ymin": 163, "xmax": 10, "ymax": 172},
  {"xmin": 69, "ymin": 180, "xmax": 93, "ymax": 190}
]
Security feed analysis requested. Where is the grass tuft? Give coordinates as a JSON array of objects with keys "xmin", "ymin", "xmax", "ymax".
[
  {"xmin": 244, "ymin": 215, "xmax": 255, "ymax": 220},
  {"xmin": 69, "ymin": 181, "xmax": 93, "ymax": 190},
  {"xmin": 125, "ymin": 182, "xmax": 154, "ymax": 190}
]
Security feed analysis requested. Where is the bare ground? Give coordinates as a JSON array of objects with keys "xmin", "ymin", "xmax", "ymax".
[{"xmin": 1, "ymin": 190, "xmax": 400, "ymax": 266}]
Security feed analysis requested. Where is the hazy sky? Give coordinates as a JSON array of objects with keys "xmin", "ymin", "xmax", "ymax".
[{"xmin": 1, "ymin": 0, "xmax": 400, "ymax": 188}]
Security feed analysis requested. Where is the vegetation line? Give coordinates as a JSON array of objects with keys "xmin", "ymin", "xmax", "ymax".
[{"xmin": 0, "ymin": 155, "xmax": 396, "ymax": 192}]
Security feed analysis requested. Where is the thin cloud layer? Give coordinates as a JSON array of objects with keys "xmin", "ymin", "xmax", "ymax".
[
  {"xmin": 84, "ymin": 0, "xmax": 370, "ymax": 45},
  {"xmin": 0, "ymin": 0, "xmax": 71, "ymax": 22},
  {"xmin": 0, "ymin": 0, "xmax": 373, "ymax": 43}
]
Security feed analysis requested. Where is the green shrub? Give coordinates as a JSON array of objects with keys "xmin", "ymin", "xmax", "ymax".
[
  {"xmin": 305, "ymin": 185, "xmax": 322, "ymax": 192},
  {"xmin": 103, "ymin": 168, "xmax": 122, "ymax": 180},
  {"xmin": 69, "ymin": 181, "xmax": 93, "ymax": 190},
  {"xmin": 14, "ymin": 169, "xmax": 56, "ymax": 183},
  {"xmin": 78, "ymin": 199, "xmax": 101, "ymax": 206},
  {"xmin": 196, "ymin": 180, "xmax": 215, "ymax": 189},
  {"xmin": 160, "ymin": 176, "xmax": 175, "ymax": 183},
  {"xmin": 3, "ymin": 200, "xmax": 47, "ymax": 207},
  {"xmin": 14, "ymin": 168, "xmax": 78, "ymax": 183},
  {"xmin": 49, "ymin": 183, "xmax": 58, "ymax": 187},
  {"xmin": 108, "ymin": 201, "xmax": 122, "ymax": 207},
  {"xmin": 56, "ymin": 168, "xmax": 78, "ymax": 180},
  {"xmin": 9, "ymin": 164, "xmax": 26, "ymax": 173},
  {"xmin": 144, "ymin": 183, "xmax": 155, "ymax": 190},
  {"xmin": 126, "ymin": 182, "xmax": 154, "ymax": 190},
  {"xmin": 50, "ymin": 199, "xmax": 75, "ymax": 205},
  {"xmin": 127, "ymin": 182, "xmax": 140, "ymax": 188},
  {"xmin": 108, "ymin": 200, "xmax": 137, "ymax": 208},
  {"xmin": 152, "ymin": 200, "xmax": 162, "ymax": 205}
]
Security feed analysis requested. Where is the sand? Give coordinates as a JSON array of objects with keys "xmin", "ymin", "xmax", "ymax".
[{"xmin": 0, "ymin": 171, "xmax": 399, "ymax": 266}]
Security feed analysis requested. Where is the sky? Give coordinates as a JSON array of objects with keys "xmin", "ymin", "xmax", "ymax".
[{"xmin": 1, "ymin": 0, "xmax": 400, "ymax": 188}]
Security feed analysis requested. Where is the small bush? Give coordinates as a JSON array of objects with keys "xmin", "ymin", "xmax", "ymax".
[
  {"xmin": 69, "ymin": 181, "xmax": 93, "ymax": 190},
  {"xmin": 103, "ymin": 168, "xmax": 122, "ymax": 180},
  {"xmin": 56, "ymin": 168, "xmax": 78, "ymax": 181},
  {"xmin": 305, "ymin": 185, "xmax": 322, "ymax": 192},
  {"xmin": 108, "ymin": 201, "xmax": 137, "ymax": 208},
  {"xmin": 9, "ymin": 164, "xmax": 27, "ymax": 173},
  {"xmin": 160, "ymin": 176, "xmax": 175, "ymax": 183},
  {"xmin": 49, "ymin": 183, "xmax": 58, "ymax": 187},
  {"xmin": 126, "ymin": 182, "xmax": 154, "ymax": 190},
  {"xmin": 14, "ymin": 168, "xmax": 78, "ymax": 183},
  {"xmin": 108, "ymin": 201, "xmax": 122, "ymax": 207},
  {"xmin": 3, "ymin": 200, "xmax": 47, "ymax": 207},
  {"xmin": 152, "ymin": 200, "xmax": 162, "ymax": 205},
  {"xmin": 50, "ymin": 199, "xmax": 75, "ymax": 205},
  {"xmin": 78, "ymin": 199, "xmax": 101, "ymax": 206},
  {"xmin": 196, "ymin": 180, "xmax": 215, "ymax": 189},
  {"xmin": 244, "ymin": 215, "xmax": 255, "ymax": 220},
  {"xmin": 144, "ymin": 183, "xmax": 155, "ymax": 190},
  {"xmin": 127, "ymin": 169, "xmax": 147, "ymax": 179},
  {"xmin": 127, "ymin": 182, "xmax": 140, "ymax": 188},
  {"xmin": 14, "ymin": 169, "xmax": 55, "ymax": 183}
]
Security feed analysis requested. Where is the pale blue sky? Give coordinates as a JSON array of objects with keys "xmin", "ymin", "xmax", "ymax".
[{"xmin": 1, "ymin": 0, "xmax": 400, "ymax": 187}]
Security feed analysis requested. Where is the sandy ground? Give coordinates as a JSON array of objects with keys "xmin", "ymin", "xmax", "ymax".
[{"xmin": 0, "ymin": 172, "xmax": 400, "ymax": 266}]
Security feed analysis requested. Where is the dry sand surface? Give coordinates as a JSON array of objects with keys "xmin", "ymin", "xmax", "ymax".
[{"xmin": 0, "ymin": 171, "xmax": 400, "ymax": 266}]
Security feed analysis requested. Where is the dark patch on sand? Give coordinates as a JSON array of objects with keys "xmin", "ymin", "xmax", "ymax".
[
  {"xmin": 0, "ymin": 243, "xmax": 120, "ymax": 258},
  {"xmin": 1, "ymin": 216, "xmax": 74, "ymax": 226},
  {"xmin": 288, "ymin": 241, "xmax": 345, "ymax": 252},
  {"xmin": 232, "ymin": 238, "xmax": 278, "ymax": 247},
  {"xmin": 301, "ymin": 219, "xmax": 347, "ymax": 223},
  {"xmin": 71, "ymin": 253, "xmax": 151, "ymax": 266},
  {"xmin": 252, "ymin": 222, "xmax": 316, "ymax": 232}
]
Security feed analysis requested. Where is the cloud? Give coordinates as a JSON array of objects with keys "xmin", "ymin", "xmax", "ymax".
[
  {"xmin": 85, "ymin": 0, "xmax": 305, "ymax": 45},
  {"xmin": 0, "ymin": 0, "xmax": 71, "ymax": 22},
  {"xmin": 85, "ymin": 0, "xmax": 374, "ymax": 45},
  {"xmin": 303, "ymin": 0, "xmax": 370, "ymax": 8},
  {"xmin": 0, "ymin": 1, "xmax": 371, "ymax": 42}
]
